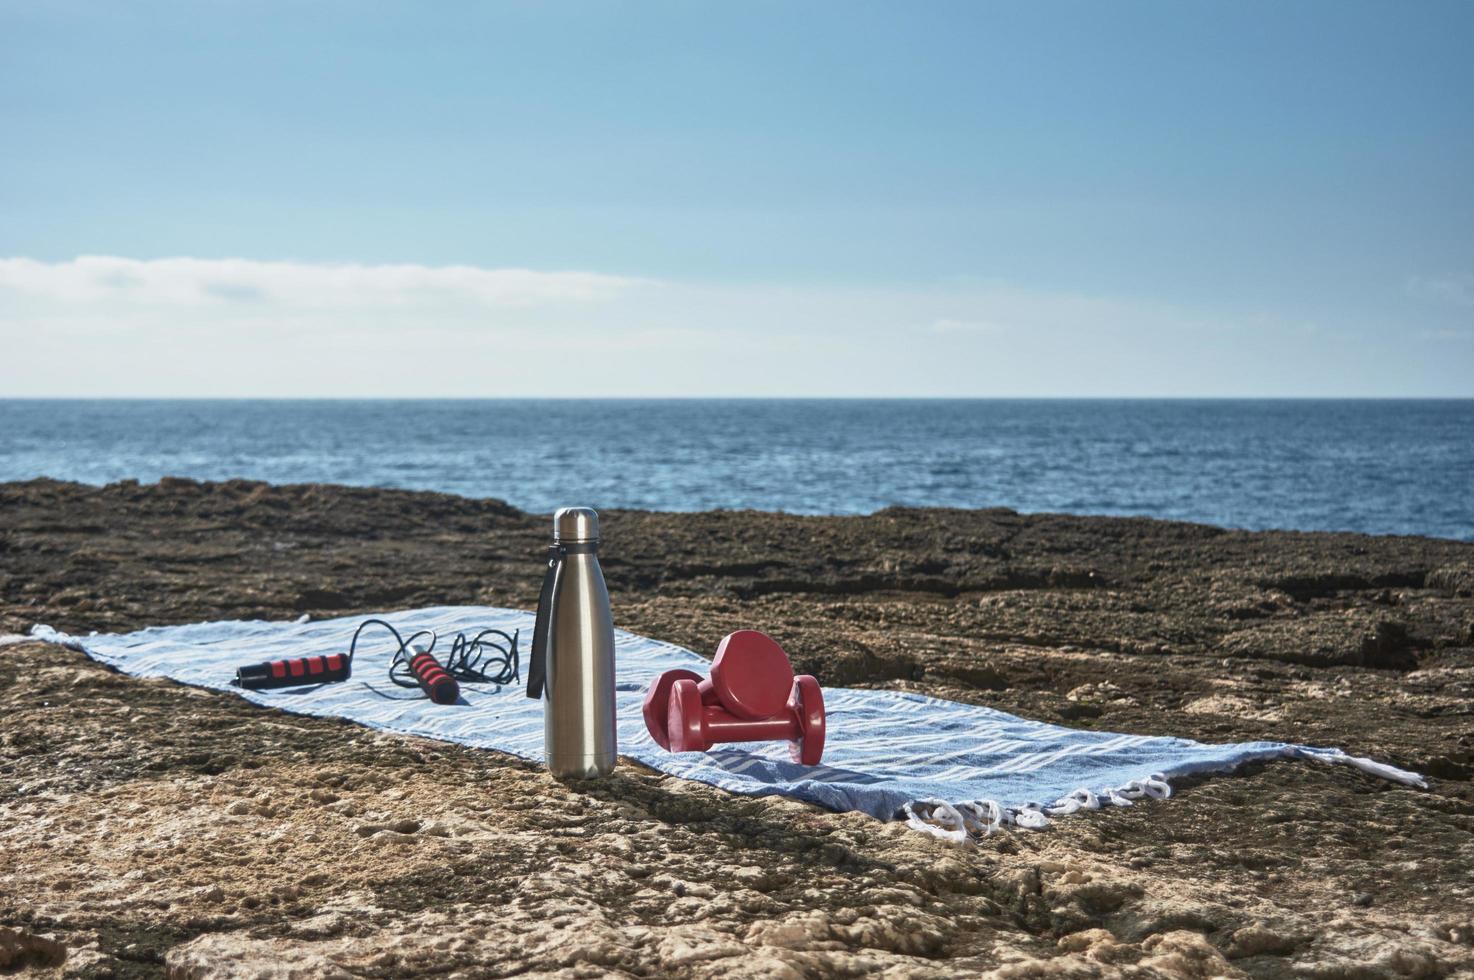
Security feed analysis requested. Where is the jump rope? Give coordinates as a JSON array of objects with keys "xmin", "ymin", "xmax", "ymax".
[{"xmin": 235, "ymin": 618, "xmax": 519, "ymax": 705}]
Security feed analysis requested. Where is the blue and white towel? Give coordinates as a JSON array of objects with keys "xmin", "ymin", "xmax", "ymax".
[{"xmin": 29, "ymin": 605, "xmax": 1424, "ymax": 841}]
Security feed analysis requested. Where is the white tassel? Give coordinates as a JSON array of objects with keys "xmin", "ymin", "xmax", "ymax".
[
  {"xmin": 1008, "ymin": 804, "xmax": 1053, "ymax": 830},
  {"xmin": 901, "ymin": 798, "xmax": 970, "ymax": 843},
  {"xmin": 1046, "ymin": 788, "xmax": 1101, "ymax": 815},
  {"xmin": 1045, "ymin": 796, "xmax": 1081, "ymax": 816},
  {"xmin": 1292, "ymin": 747, "xmax": 1427, "ymax": 788},
  {"xmin": 28, "ymin": 624, "xmax": 86, "ymax": 651},
  {"xmin": 956, "ymin": 800, "xmax": 1003, "ymax": 838}
]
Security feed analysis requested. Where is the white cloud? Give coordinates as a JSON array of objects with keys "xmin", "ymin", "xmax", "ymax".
[
  {"xmin": 1, "ymin": 255, "xmax": 1466, "ymax": 396},
  {"xmin": 0, "ymin": 255, "xmax": 643, "ymax": 309},
  {"xmin": 928, "ymin": 317, "xmax": 1006, "ymax": 335},
  {"xmin": 1407, "ymin": 274, "xmax": 1474, "ymax": 309},
  {"xmin": 1419, "ymin": 328, "xmax": 1472, "ymax": 342}
]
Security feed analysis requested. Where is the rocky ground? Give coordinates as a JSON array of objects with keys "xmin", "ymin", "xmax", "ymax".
[{"xmin": 1, "ymin": 477, "xmax": 1472, "ymax": 979}]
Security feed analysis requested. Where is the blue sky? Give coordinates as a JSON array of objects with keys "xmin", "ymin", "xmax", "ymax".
[{"xmin": 1, "ymin": 1, "xmax": 1471, "ymax": 396}]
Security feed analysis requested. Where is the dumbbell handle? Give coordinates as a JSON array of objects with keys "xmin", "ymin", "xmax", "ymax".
[
  {"xmin": 670, "ymin": 678, "xmax": 804, "ymax": 751},
  {"xmin": 701, "ymin": 707, "xmax": 801, "ymax": 743}
]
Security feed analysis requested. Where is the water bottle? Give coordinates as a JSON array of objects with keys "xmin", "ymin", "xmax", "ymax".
[{"xmin": 526, "ymin": 507, "xmax": 617, "ymax": 779}]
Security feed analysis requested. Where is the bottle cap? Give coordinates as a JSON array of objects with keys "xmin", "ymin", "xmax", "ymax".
[{"xmin": 553, "ymin": 506, "xmax": 600, "ymax": 543}]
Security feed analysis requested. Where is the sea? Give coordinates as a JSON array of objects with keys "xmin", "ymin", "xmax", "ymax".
[{"xmin": 0, "ymin": 399, "xmax": 1470, "ymax": 540}]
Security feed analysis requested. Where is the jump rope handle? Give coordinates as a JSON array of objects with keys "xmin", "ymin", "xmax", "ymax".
[
  {"xmin": 237, "ymin": 653, "xmax": 350, "ymax": 690},
  {"xmin": 406, "ymin": 643, "xmax": 459, "ymax": 705}
]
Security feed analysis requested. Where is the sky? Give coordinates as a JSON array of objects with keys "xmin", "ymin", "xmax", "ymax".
[{"xmin": 1, "ymin": 0, "xmax": 1471, "ymax": 397}]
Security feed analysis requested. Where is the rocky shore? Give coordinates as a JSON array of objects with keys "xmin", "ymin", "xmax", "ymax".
[{"xmin": 2, "ymin": 478, "xmax": 1472, "ymax": 977}]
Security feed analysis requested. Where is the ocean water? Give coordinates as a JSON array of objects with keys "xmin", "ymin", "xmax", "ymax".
[{"xmin": 0, "ymin": 399, "xmax": 1469, "ymax": 540}]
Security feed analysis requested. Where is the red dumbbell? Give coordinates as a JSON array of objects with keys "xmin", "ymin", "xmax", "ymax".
[{"xmin": 642, "ymin": 630, "xmax": 825, "ymax": 765}]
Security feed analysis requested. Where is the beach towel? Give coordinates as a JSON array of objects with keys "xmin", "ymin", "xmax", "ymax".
[{"xmin": 28, "ymin": 605, "xmax": 1424, "ymax": 841}]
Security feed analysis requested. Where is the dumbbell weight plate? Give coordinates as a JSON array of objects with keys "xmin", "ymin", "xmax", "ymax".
[
  {"xmin": 710, "ymin": 630, "xmax": 795, "ymax": 721},
  {"xmin": 642, "ymin": 668, "xmax": 704, "ymax": 750},
  {"xmin": 788, "ymin": 674, "xmax": 826, "ymax": 766},
  {"xmin": 667, "ymin": 677, "xmax": 710, "ymax": 753}
]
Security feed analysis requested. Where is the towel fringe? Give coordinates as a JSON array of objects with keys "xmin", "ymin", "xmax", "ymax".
[
  {"xmin": 900, "ymin": 773, "xmax": 1172, "ymax": 841},
  {"xmin": 899, "ymin": 746, "xmax": 1425, "ymax": 843}
]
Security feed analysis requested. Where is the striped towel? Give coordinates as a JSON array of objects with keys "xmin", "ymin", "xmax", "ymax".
[{"xmin": 30, "ymin": 605, "xmax": 1423, "ymax": 841}]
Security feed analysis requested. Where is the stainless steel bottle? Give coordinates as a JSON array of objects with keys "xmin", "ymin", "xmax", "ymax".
[{"xmin": 525, "ymin": 507, "xmax": 617, "ymax": 779}]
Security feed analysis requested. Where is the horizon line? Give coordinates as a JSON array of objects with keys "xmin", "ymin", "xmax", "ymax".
[{"xmin": 1, "ymin": 395, "xmax": 1472, "ymax": 403}]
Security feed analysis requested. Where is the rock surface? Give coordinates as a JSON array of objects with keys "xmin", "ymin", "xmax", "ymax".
[{"xmin": 1, "ymin": 478, "xmax": 1472, "ymax": 977}]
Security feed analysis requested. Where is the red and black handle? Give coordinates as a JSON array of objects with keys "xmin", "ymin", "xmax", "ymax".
[
  {"xmin": 237, "ymin": 653, "xmax": 350, "ymax": 690},
  {"xmin": 406, "ymin": 645, "xmax": 459, "ymax": 705}
]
